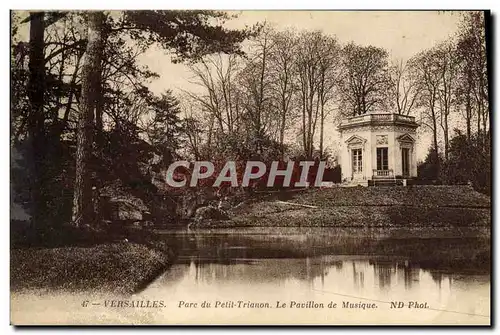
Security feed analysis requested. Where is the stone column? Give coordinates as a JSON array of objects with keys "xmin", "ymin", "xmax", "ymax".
[
  {"xmin": 362, "ymin": 146, "xmax": 366, "ymax": 180},
  {"xmin": 398, "ymin": 144, "xmax": 402, "ymax": 176},
  {"xmin": 411, "ymin": 145, "xmax": 417, "ymax": 177},
  {"xmin": 391, "ymin": 134, "xmax": 396, "ymax": 178},
  {"xmin": 346, "ymin": 147, "xmax": 351, "ymax": 181}
]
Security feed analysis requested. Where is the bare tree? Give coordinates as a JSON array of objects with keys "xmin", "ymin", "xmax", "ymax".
[
  {"xmin": 315, "ymin": 35, "xmax": 341, "ymax": 158},
  {"xmin": 456, "ymin": 32, "xmax": 475, "ymax": 141},
  {"xmin": 186, "ymin": 54, "xmax": 241, "ymax": 143},
  {"xmin": 435, "ymin": 41, "xmax": 460, "ymax": 160},
  {"xmin": 295, "ymin": 31, "xmax": 323, "ymax": 158},
  {"xmin": 338, "ymin": 43, "xmax": 391, "ymax": 116},
  {"xmin": 179, "ymin": 100, "xmax": 204, "ymax": 160},
  {"xmin": 268, "ymin": 29, "xmax": 298, "ymax": 158},
  {"xmin": 238, "ymin": 26, "xmax": 275, "ymax": 154},
  {"xmin": 410, "ymin": 41, "xmax": 460, "ymax": 162},
  {"xmin": 409, "ymin": 47, "xmax": 442, "ymax": 162},
  {"xmin": 389, "ymin": 59, "xmax": 420, "ymax": 116},
  {"xmin": 456, "ymin": 11, "xmax": 489, "ymax": 142},
  {"xmin": 183, "ymin": 116, "xmax": 203, "ymax": 160}
]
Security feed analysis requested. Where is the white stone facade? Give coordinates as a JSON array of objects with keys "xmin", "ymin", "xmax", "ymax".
[{"xmin": 338, "ymin": 113, "xmax": 419, "ymax": 186}]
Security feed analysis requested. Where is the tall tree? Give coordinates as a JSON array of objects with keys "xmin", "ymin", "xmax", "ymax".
[
  {"xmin": 315, "ymin": 34, "xmax": 340, "ymax": 158},
  {"xmin": 182, "ymin": 113, "xmax": 204, "ymax": 160},
  {"xmin": 295, "ymin": 31, "xmax": 322, "ymax": 158},
  {"xmin": 186, "ymin": 54, "xmax": 241, "ymax": 139},
  {"xmin": 410, "ymin": 47, "xmax": 442, "ymax": 164},
  {"xmin": 456, "ymin": 32, "xmax": 475, "ymax": 142},
  {"xmin": 239, "ymin": 26, "xmax": 275, "ymax": 155},
  {"xmin": 389, "ymin": 59, "xmax": 420, "ymax": 116},
  {"xmin": 72, "ymin": 11, "xmax": 105, "ymax": 227},
  {"xmin": 435, "ymin": 41, "xmax": 460, "ymax": 161},
  {"xmin": 268, "ymin": 30, "xmax": 297, "ymax": 158},
  {"xmin": 11, "ymin": 10, "xmax": 258, "ymax": 232},
  {"xmin": 338, "ymin": 43, "xmax": 391, "ymax": 116},
  {"xmin": 455, "ymin": 11, "xmax": 489, "ymax": 142},
  {"xmin": 294, "ymin": 31, "xmax": 341, "ymax": 158},
  {"xmin": 26, "ymin": 11, "xmax": 46, "ymax": 227},
  {"xmin": 143, "ymin": 90, "xmax": 183, "ymax": 153}
]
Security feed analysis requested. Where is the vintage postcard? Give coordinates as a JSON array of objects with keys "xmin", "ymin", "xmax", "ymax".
[{"xmin": 10, "ymin": 10, "xmax": 491, "ymax": 325}]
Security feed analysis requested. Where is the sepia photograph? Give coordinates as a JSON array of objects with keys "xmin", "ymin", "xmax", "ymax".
[{"xmin": 9, "ymin": 9, "xmax": 491, "ymax": 325}]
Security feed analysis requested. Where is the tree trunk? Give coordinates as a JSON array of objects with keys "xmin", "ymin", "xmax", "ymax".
[
  {"xmin": 444, "ymin": 112, "xmax": 449, "ymax": 161},
  {"xmin": 27, "ymin": 11, "xmax": 46, "ymax": 228},
  {"xmin": 319, "ymin": 98, "xmax": 325, "ymax": 159},
  {"xmin": 466, "ymin": 83, "xmax": 472, "ymax": 142},
  {"xmin": 72, "ymin": 12, "xmax": 105, "ymax": 227},
  {"xmin": 482, "ymin": 103, "xmax": 488, "ymax": 141},
  {"xmin": 477, "ymin": 102, "xmax": 481, "ymax": 135},
  {"xmin": 432, "ymin": 108, "xmax": 439, "ymax": 174},
  {"xmin": 279, "ymin": 110, "xmax": 286, "ymax": 159},
  {"xmin": 206, "ymin": 114, "xmax": 214, "ymax": 157},
  {"xmin": 307, "ymin": 85, "xmax": 314, "ymax": 158},
  {"xmin": 301, "ymin": 93, "xmax": 307, "ymax": 155},
  {"xmin": 60, "ymin": 49, "xmax": 84, "ymax": 136},
  {"xmin": 94, "ymin": 26, "xmax": 108, "ymax": 135},
  {"xmin": 94, "ymin": 66, "xmax": 104, "ymax": 133}
]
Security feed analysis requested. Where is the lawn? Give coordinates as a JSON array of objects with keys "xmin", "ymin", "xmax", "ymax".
[
  {"xmin": 201, "ymin": 185, "xmax": 491, "ymax": 228},
  {"xmin": 10, "ymin": 242, "xmax": 172, "ymax": 294}
]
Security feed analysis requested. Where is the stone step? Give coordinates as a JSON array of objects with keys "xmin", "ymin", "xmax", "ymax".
[{"xmin": 369, "ymin": 179, "xmax": 404, "ymax": 187}]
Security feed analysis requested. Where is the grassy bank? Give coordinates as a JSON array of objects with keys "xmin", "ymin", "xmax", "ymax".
[
  {"xmin": 199, "ymin": 185, "xmax": 491, "ymax": 228},
  {"xmin": 10, "ymin": 241, "xmax": 173, "ymax": 294},
  {"xmin": 10, "ymin": 185, "xmax": 490, "ymax": 293}
]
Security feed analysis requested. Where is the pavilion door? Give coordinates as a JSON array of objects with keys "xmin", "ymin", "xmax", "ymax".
[
  {"xmin": 402, "ymin": 148, "xmax": 410, "ymax": 177},
  {"xmin": 351, "ymin": 149, "xmax": 363, "ymax": 179}
]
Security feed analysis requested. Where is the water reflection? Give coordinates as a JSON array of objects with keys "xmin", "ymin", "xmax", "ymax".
[
  {"xmin": 159, "ymin": 227, "xmax": 490, "ymax": 275},
  {"xmin": 160, "ymin": 255, "xmax": 486, "ymax": 293},
  {"xmin": 11, "ymin": 227, "xmax": 489, "ymax": 325},
  {"xmin": 139, "ymin": 228, "xmax": 490, "ymax": 324},
  {"xmin": 152, "ymin": 227, "xmax": 490, "ymax": 291}
]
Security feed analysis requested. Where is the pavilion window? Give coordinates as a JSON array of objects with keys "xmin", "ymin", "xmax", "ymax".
[{"xmin": 376, "ymin": 148, "xmax": 388, "ymax": 171}]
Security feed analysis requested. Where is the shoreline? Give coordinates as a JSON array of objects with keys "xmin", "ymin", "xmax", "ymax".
[
  {"xmin": 10, "ymin": 241, "xmax": 173, "ymax": 295},
  {"xmin": 191, "ymin": 185, "xmax": 491, "ymax": 229},
  {"xmin": 10, "ymin": 186, "xmax": 491, "ymax": 295},
  {"xmin": 10, "ymin": 224, "xmax": 490, "ymax": 296}
]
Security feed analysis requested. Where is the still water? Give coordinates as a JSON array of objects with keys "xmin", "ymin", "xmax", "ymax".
[{"xmin": 11, "ymin": 227, "xmax": 490, "ymax": 325}]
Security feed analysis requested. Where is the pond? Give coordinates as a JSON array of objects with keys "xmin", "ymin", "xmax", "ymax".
[
  {"xmin": 140, "ymin": 227, "xmax": 490, "ymax": 325},
  {"xmin": 11, "ymin": 227, "xmax": 491, "ymax": 325}
]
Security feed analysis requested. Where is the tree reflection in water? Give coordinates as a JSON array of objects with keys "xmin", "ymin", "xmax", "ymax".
[{"xmin": 152, "ymin": 227, "xmax": 489, "ymax": 293}]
